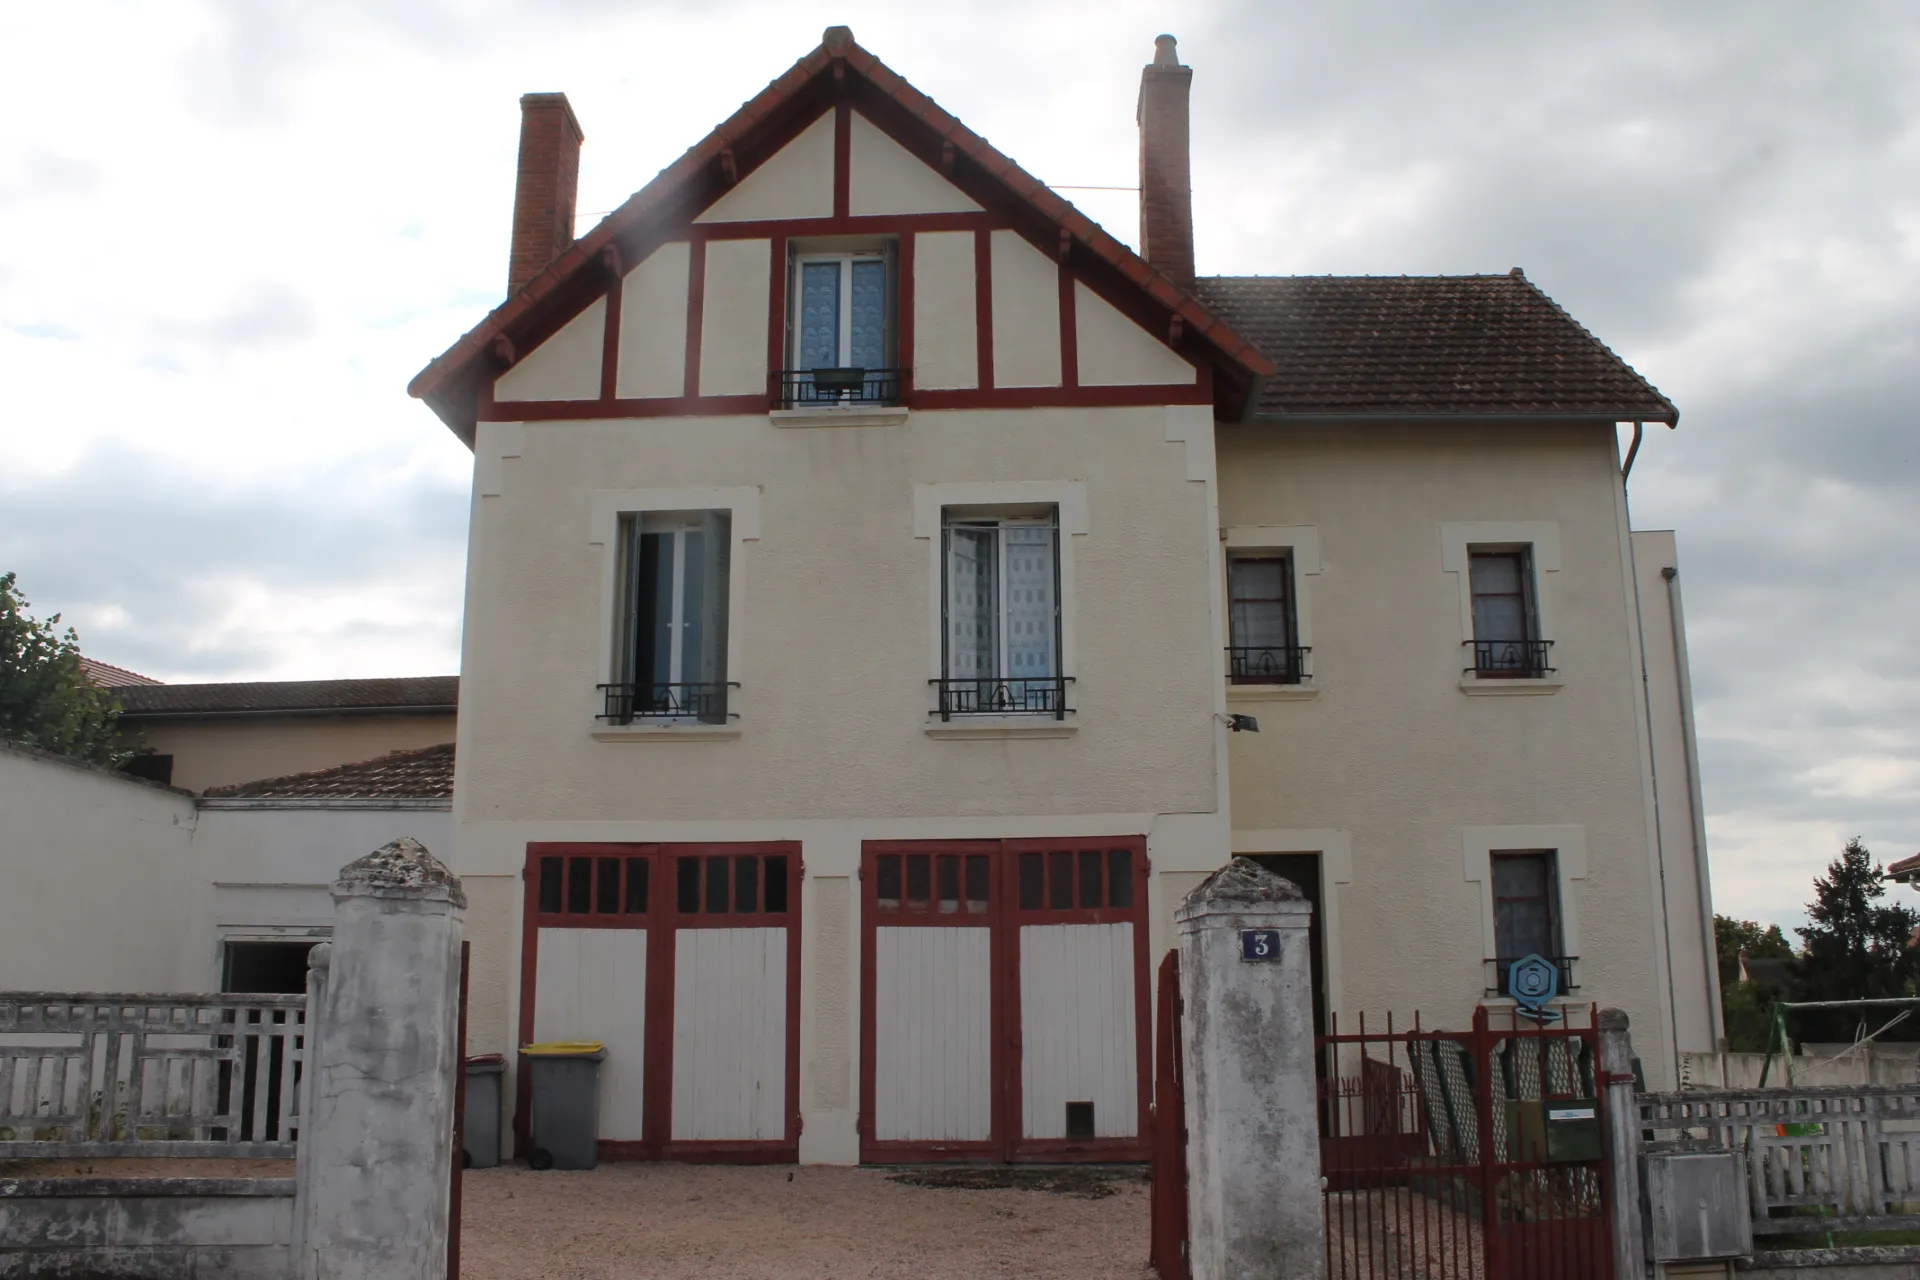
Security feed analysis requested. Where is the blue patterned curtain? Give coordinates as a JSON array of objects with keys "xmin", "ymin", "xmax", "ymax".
[
  {"xmin": 1003, "ymin": 525, "xmax": 1056, "ymax": 680},
  {"xmin": 799, "ymin": 261, "xmax": 841, "ymax": 369},
  {"xmin": 849, "ymin": 259, "xmax": 887, "ymax": 370}
]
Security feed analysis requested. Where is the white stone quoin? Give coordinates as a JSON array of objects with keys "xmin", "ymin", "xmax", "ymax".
[
  {"xmin": 297, "ymin": 837, "xmax": 466, "ymax": 1280},
  {"xmin": 1177, "ymin": 857, "xmax": 1326, "ymax": 1280}
]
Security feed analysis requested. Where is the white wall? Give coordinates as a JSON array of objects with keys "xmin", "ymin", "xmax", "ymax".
[
  {"xmin": 0, "ymin": 743, "xmax": 200, "ymax": 991},
  {"xmin": 1633, "ymin": 529, "xmax": 1721, "ymax": 1053},
  {"xmin": 0, "ymin": 739, "xmax": 451, "ymax": 995}
]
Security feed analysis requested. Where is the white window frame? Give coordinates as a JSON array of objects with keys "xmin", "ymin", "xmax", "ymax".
[
  {"xmin": 1441, "ymin": 521, "xmax": 1562, "ymax": 694},
  {"xmin": 1223, "ymin": 525, "xmax": 1321, "ymax": 701},
  {"xmin": 589, "ymin": 487, "xmax": 760, "ymax": 740},
  {"xmin": 942, "ymin": 511, "xmax": 1060, "ymax": 682},
  {"xmin": 790, "ymin": 250, "xmax": 890, "ymax": 370},
  {"xmin": 913, "ymin": 481, "xmax": 1086, "ymax": 738},
  {"xmin": 615, "ymin": 511, "xmax": 728, "ymax": 722}
]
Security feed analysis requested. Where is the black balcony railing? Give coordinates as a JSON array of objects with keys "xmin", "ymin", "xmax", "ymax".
[
  {"xmin": 929, "ymin": 676, "xmax": 1075, "ymax": 721},
  {"xmin": 1486, "ymin": 955, "xmax": 1579, "ymax": 999},
  {"xmin": 1465, "ymin": 638, "xmax": 1555, "ymax": 678},
  {"xmin": 597, "ymin": 681, "xmax": 739, "ymax": 725},
  {"xmin": 774, "ymin": 367, "xmax": 904, "ymax": 409},
  {"xmin": 1227, "ymin": 645, "xmax": 1310, "ymax": 685}
]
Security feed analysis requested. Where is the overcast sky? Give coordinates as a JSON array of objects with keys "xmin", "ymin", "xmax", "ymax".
[{"xmin": 1, "ymin": 0, "xmax": 1915, "ymax": 930}]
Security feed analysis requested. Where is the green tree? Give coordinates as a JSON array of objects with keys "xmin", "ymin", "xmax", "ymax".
[
  {"xmin": 0, "ymin": 572, "xmax": 127, "ymax": 767},
  {"xmin": 1714, "ymin": 914, "xmax": 1795, "ymax": 1052},
  {"xmin": 1793, "ymin": 838, "xmax": 1920, "ymax": 1043},
  {"xmin": 1715, "ymin": 914, "xmax": 1793, "ymax": 989}
]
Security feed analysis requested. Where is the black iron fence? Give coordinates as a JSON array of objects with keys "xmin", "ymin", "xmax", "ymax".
[
  {"xmin": 1465, "ymin": 638, "xmax": 1555, "ymax": 678},
  {"xmin": 596, "ymin": 682, "xmax": 737, "ymax": 725},
  {"xmin": 929, "ymin": 676, "xmax": 1074, "ymax": 721},
  {"xmin": 1227, "ymin": 645, "xmax": 1310, "ymax": 684},
  {"xmin": 773, "ymin": 367, "xmax": 904, "ymax": 408}
]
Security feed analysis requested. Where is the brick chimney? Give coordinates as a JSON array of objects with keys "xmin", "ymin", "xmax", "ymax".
[
  {"xmin": 1136, "ymin": 35, "xmax": 1194, "ymax": 288},
  {"xmin": 507, "ymin": 93, "xmax": 585, "ymax": 297}
]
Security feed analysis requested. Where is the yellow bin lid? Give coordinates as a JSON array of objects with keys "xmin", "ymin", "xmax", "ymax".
[{"xmin": 520, "ymin": 1040, "xmax": 605, "ymax": 1056}]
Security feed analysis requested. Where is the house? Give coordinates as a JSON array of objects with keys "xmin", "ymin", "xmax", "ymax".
[
  {"xmin": 113, "ymin": 675, "xmax": 458, "ymax": 793},
  {"xmin": 394, "ymin": 26, "xmax": 1715, "ymax": 1166},
  {"xmin": 0, "ymin": 738, "xmax": 450, "ymax": 993}
]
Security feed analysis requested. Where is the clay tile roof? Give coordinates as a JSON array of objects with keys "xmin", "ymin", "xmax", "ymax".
[
  {"xmin": 1192, "ymin": 273, "xmax": 1677, "ymax": 422},
  {"xmin": 79, "ymin": 657, "xmax": 163, "ymax": 687},
  {"xmin": 202, "ymin": 742, "xmax": 455, "ymax": 800},
  {"xmin": 116, "ymin": 676, "xmax": 459, "ymax": 718}
]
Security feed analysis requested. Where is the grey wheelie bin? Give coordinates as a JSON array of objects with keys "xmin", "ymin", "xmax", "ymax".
[
  {"xmin": 463, "ymin": 1054, "xmax": 506, "ymax": 1168},
  {"xmin": 519, "ymin": 1041, "xmax": 606, "ymax": 1170}
]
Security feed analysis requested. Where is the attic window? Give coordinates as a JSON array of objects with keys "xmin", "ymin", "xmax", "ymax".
[{"xmin": 779, "ymin": 242, "xmax": 900, "ymax": 407}]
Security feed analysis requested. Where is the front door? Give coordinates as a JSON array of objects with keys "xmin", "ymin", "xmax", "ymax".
[
  {"xmin": 859, "ymin": 837, "xmax": 1149, "ymax": 1163},
  {"xmin": 519, "ymin": 842, "xmax": 799, "ymax": 1162}
]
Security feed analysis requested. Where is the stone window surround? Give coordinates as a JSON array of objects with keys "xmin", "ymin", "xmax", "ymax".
[
  {"xmin": 1222, "ymin": 525, "xmax": 1321, "ymax": 702},
  {"xmin": 587, "ymin": 486, "xmax": 762, "ymax": 740},
  {"xmin": 913, "ymin": 481, "xmax": 1087, "ymax": 739},
  {"xmin": 1461, "ymin": 824, "xmax": 1588, "ymax": 1001},
  {"xmin": 1441, "ymin": 521, "xmax": 1564, "ymax": 695}
]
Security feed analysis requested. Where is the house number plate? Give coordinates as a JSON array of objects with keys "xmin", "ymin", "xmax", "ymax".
[{"xmin": 1240, "ymin": 929, "xmax": 1281, "ymax": 961}]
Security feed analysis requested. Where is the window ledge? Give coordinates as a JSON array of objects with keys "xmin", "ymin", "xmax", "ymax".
[
  {"xmin": 1227, "ymin": 684, "xmax": 1319, "ymax": 703},
  {"xmin": 1459, "ymin": 676, "xmax": 1563, "ymax": 696},
  {"xmin": 925, "ymin": 719, "xmax": 1078, "ymax": 740},
  {"xmin": 770, "ymin": 405, "xmax": 910, "ymax": 429},
  {"xmin": 592, "ymin": 724, "xmax": 742, "ymax": 741}
]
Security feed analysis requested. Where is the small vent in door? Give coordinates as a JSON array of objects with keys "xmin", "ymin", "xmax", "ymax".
[{"xmin": 1065, "ymin": 1101, "xmax": 1096, "ymax": 1142}]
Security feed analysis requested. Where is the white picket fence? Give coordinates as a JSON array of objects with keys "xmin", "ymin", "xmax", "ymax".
[
  {"xmin": 1640, "ymin": 1084, "xmax": 1920, "ymax": 1236},
  {"xmin": 0, "ymin": 991, "xmax": 308, "ymax": 1158}
]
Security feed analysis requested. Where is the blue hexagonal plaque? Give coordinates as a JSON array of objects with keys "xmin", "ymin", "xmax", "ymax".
[{"xmin": 1508, "ymin": 953, "xmax": 1559, "ymax": 1011}]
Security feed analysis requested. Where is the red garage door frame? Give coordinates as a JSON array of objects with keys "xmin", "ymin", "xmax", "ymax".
[
  {"xmin": 517, "ymin": 841, "xmax": 802, "ymax": 1164},
  {"xmin": 858, "ymin": 836, "xmax": 1152, "ymax": 1164}
]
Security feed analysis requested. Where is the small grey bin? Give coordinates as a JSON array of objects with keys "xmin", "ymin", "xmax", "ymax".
[
  {"xmin": 463, "ymin": 1056, "xmax": 506, "ymax": 1169},
  {"xmin": 521, "ymin": 1043, "xmax": 606, "ymax": 1171}
]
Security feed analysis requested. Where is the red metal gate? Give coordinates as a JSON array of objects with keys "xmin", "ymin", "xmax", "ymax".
[
  {"xmin": 1318, "ymin": 1005, "xmax": 1613, "ymax": 1280},
  {"xmin": 1147, "ymin": 950, "xmax": 1188, "ymax": 1280}
]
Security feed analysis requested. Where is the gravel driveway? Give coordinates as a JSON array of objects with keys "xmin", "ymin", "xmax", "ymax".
[{"xmin": 457, "ymin": 1163, "xmax": 1154, "ymax": 1280}]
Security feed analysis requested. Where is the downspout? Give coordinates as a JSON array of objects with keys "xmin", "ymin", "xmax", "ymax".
[
  {"xmin": 1621, "ymin": 421, "xmax": 1644, "ymax": 483},
  {"xmin": 1663, "ymin": 564, "xmax": 1726, "ymax": 1046}
]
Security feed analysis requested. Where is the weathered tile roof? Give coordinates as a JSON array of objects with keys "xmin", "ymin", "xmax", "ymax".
[
  {"xmin": 1193, "ymin": 272, "xmax": 1677, "ymax": 423},
  {"xmin": 202, "ymin": 742, "xmax": 455, "ymax": 800},
  {"xmin": 79, "ymin": 657, "xmax": 163, "ymax": 687},
  {"xmin": 116, "ymin": 676, "xmax": 459, "ymax": 718}
]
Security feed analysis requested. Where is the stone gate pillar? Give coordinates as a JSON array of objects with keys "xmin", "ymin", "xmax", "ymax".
[
  {"xmin": 1177, "ymin": 857, "xmax": 1326, "ymax": 1280},
  {"xmin": 297, "ymin": 837, "xmax": 466, "ymax": 1280}
]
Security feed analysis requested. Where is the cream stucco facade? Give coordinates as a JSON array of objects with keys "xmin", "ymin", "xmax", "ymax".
[{"xmin": 435, "ymin": 59, "xmax": 1716, "ymax": 1164}]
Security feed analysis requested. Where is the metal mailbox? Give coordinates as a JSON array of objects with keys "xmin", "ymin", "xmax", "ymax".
[{"xmin": 1505, "ymin": 1098, "xmax": 1603, "ymax": 1164}]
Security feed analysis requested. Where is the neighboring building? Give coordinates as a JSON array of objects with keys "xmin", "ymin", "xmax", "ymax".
[
  {"xmin": 403, "ymin": 27, "xmax": 1720, "ymax": 1165},
  {"xmin": 115, "ymin": 675, "xmax": 458, "ymax": 793},
  {"xmin": 0, "ymin": 739, "xmax": 450, "ymax": 993}
]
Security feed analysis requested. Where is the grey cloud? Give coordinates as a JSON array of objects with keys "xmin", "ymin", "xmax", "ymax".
[{"xmin": 0, "ymin": 445, "xmax": 467, "ymax": 680}]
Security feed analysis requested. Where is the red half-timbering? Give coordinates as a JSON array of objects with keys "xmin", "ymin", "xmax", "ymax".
[
  {"xmin": 412, "ymin": 32, "xmax": 1271, "ymax": 442},
  {"xmin": 516, "ymin": 841, "xmax": 802, "ymax": 1164},
  {"xmin": 858, "ymin": 836, "xmax": 1152, "ymax": 1165}
]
